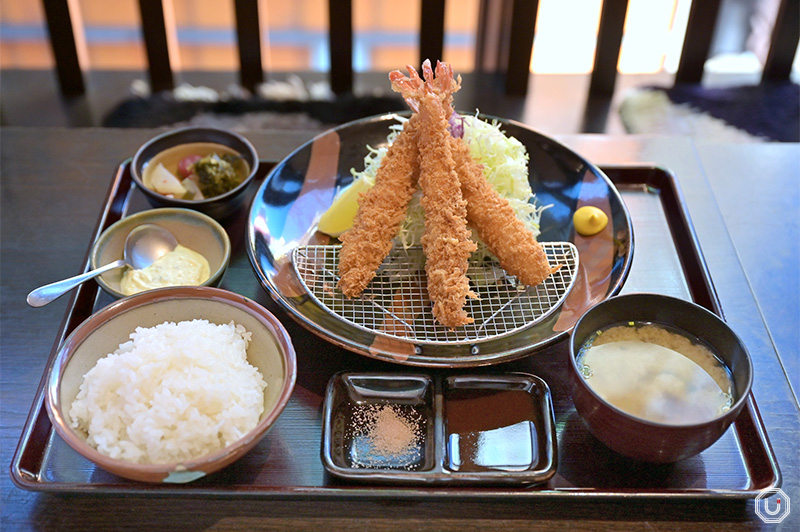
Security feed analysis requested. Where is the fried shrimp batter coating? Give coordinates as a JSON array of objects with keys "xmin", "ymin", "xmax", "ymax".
[
  {"xmin": 450, "ymin": 137, "xmax": 557, "ymax": 287},
  {"xmin": 416, "ymin": 94, "xmax": 477, "ymax": 327},
  {"xmin": 337, "ymin": 118, "xmax": 420, "ymax": 298},
  {"xmin": 391, "ymin": 60, "xmax": 476, "ymax": 327}
]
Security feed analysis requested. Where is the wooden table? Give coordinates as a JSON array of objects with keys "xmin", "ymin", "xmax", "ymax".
[{"xmin": 2, "ymin": 127, "xmax": 798, "ymax": 531}]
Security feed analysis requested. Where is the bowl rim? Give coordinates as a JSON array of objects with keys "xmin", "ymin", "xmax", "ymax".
[
  {"xmin": 90, "ymin": 207, "xmax": 232, "ymax": 298},
  {"xmin": 568, "ymin": 292, "xmax": 754, "ymax": 429},
  {"xmin": 45, "ymin": 286, "xmax": 297, "ymax": 476},
  {"xmin": 130, "ymin": 126, "xmax": 259, "ymax": 205}
]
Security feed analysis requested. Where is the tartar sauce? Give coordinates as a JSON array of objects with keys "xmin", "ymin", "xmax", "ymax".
[{"xmin": 120, "ymin": 244, "xmax": 210, "ymax": 295}]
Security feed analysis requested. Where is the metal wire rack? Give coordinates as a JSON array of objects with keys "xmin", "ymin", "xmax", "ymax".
[{"xmin": 292, "ymin": 242, "xmax": 579, "ymax": 345}]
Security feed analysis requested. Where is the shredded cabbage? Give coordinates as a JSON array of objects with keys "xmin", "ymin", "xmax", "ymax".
[
  {"xmin": 349, "ymin": 113, "xmax": 547, "ymax": 257},
  {"xmin": 350, "ymin": 118, "xmax": 407, "ymax": 189}
]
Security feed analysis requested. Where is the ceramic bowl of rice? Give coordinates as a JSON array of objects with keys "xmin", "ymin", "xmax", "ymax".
[{"xmin": 45, "ymin": 286, "xmax": 296, "ymax": 483}]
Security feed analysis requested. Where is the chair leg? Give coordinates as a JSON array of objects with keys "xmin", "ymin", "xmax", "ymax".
[
  {"xmin": 762, "ymin": 0, "xmax": 800, "ymax": 81},
  {"xmin": 41, "ymin": 0, "xmax": 87, "ymax": 97}
]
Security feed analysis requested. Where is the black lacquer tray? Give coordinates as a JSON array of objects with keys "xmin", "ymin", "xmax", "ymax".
[{"xmin": 11, "ymin": 160, "xmax": 780, "ymax": 499}]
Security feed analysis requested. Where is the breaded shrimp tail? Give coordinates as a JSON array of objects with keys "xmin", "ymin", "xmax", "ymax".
[
  {"xmin": 389, "ymin": 59, "xmax": 461, "ymax": 116},
  {"xmin": 337, "ymin": 118, "xmax": 420, "ymax": 298},
  {"xmin": 450, "ymin": 137, "xmax": 557, "ymax": 287}
]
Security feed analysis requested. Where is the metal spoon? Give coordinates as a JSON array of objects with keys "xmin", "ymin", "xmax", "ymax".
[{"xmin": 27, "ymin": 224, "xmax": 178, "ymax": 307}]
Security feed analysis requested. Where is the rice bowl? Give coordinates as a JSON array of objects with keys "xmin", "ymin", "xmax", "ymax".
[
  {"xmin": 69, "ymin": 319, "xmax": 267, "ymax": 465},
  {"xmin": 46, "ymin": 286, "xmax": 296, "ymax": 483}
]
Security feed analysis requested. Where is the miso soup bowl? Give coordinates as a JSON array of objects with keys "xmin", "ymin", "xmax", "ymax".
[
  {"xmin": 131, "ymin": 127, "xmax": 259, "ymax": 220},
  {"xmin": 568, "ymin": 293, "xmax": 753, "ymax": 463}
]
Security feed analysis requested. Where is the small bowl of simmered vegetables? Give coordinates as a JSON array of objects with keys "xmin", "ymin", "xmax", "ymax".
[{"xmin": 131, "ymin": 127, "xmax": 259, "ymax": 220}]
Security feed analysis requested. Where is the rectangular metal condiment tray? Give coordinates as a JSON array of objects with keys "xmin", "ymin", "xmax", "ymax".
[
  {"xmin": 11, "ymin": 162, "xmax": 780, "ymax": 499},
  {"xmin": 321, "ymin": 372, "xmax": 558, "ymax": 484}
]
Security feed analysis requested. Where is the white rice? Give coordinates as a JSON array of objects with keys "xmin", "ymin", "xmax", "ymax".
[{"xmin": 69, "ymin": 319, "xmax": 267, "ymax": 465}]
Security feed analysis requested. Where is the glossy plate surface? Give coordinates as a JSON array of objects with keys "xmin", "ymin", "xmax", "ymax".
[{"xmin": 246, "ymin": 113, "xmax": 633, "ymax": 366}]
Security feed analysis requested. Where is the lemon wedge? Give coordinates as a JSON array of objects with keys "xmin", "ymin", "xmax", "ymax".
[
  {"xmin": 317, "ymin": 178, "xmax": 372, "ymax": 236},
  {"xmin": 573, "ymin": 206, "xmax": 608, "ymax": 236}
]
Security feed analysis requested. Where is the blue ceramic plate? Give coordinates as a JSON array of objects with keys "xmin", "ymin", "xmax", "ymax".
[{"xmin": 246, "ymin": 113, "xmax": 632, "ymax": 367}]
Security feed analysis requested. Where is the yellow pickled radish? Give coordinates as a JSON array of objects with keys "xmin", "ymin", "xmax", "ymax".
[
  {"xmin": 317, "ymin": 178, "xmax": 372, "ymax": 236},
  {"xmin": 573, "ymin": 206, "xmax": 608, "ymax": 236}
]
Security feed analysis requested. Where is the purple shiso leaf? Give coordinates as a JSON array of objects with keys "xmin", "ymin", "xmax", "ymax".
[{"xmin": 448, "ymin": 112, "xmax": 465, "ymax": 138}]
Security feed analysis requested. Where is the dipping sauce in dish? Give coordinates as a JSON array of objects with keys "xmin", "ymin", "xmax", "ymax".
[
  {"xmin": 577, "ymin": 322, "xmax": 733, "ymax": 425},
  {"xmin": 120, "ymin": 244, "xmax": 210, "ymax": 295},
  {"xmin": 143, "ymin": 142, "xmax": 251, "ymax": 200},
  {"xmin": 445, "ymin": 388, "xmax": 541, "ymax": 472}
]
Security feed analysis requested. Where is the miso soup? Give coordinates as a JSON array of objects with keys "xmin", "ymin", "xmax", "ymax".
[{"xmin": 576, "ymin": 322, "xmax": 733, "ymax": 425}]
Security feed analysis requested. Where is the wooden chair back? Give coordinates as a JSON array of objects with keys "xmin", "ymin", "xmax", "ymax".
[{"xmin": 41, "ymin": 0, "xmax": 799, "ymax": 99}]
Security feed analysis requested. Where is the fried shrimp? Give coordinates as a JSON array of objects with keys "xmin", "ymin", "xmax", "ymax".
[
  {"xmin": 392, "ymin": 61, "xmax": 476, "ymax": 327},
  {"xmin": 336, "ymin": 59, "xmax": 555, "ymax": 328},
  {"xmin": 416, "ymin": 93, "xmax": 476, "ymax": 327},
  {"xmin": 450, "ymin": 137, "xmax": 557, "ymax": 287},
  {"xmin": 417, "ymin": 60, "xmax": 554, "ymax": 287},
  {"xmin": 337, "ymin": 117, "xmax": 420, "ymax": 298}
]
